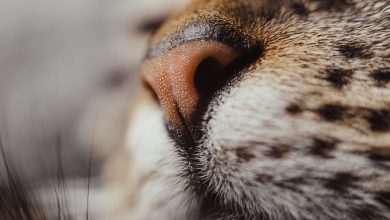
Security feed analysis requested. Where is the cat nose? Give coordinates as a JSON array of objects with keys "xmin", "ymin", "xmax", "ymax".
[{"xmin": 141, "ymin": 41, "xmax": 240, "ymax": 127}]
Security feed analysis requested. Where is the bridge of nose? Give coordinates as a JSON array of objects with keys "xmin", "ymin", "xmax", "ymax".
[{"xmin": 141, "ymin": 41, "xmax": 239, "ymax": 127}]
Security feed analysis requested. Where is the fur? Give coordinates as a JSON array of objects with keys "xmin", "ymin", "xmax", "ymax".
[
  {"xmin": 1, "ymin": 0, "xmax": 390, "ymax": 219},
  {"xmin": 118, "ymin": 0, "xmax": 390, "ymax": 219}
]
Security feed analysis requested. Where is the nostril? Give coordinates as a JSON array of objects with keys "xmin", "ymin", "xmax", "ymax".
[
  {"xmin": 194, "ymin": 57, "xmax": 225, "ymax": 99},
  {"xmin": 194, "ymin": 44, "xmax": 263, "ymax": 102}
]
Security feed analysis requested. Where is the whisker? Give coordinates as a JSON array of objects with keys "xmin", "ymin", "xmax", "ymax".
[{"xmin": 86, "ymin": 135, "xmax": 94, "ymax": 220}]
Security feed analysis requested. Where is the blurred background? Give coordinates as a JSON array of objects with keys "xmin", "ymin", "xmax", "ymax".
[
  {"xmin": 0, "ymin": 0, "xmax": 110, "ymax": 181},
  {"xmin": 0, "ymin": 0, "xmax": 188, "ymax": 218}
]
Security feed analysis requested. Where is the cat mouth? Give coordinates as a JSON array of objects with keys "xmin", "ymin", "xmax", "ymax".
[{"xmin": 165, "ymin": 108, "xmax": 203, "ymax": 155}]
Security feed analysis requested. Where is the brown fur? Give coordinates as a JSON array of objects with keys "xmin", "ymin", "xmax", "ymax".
[{"xmin": 118, "ymin": 0, "xmax": 390, "ymax": 219}]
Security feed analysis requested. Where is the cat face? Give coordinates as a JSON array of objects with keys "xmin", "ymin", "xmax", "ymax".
[{"xmin": 123, "ymin": 0, "xmax": 390, "ymax": 219}]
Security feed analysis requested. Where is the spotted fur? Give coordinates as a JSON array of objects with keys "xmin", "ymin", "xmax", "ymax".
[
  {"xmin": 117, "ymin": 0, "xmax": 390, "ymax": 219},
  {"xmin": 1, "ymin": 0, "xmax": 389, "ymax": 220}
]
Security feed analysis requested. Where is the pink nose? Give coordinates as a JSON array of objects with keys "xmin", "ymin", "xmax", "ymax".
[{"xmin": 141, "ymin": 41, "xmax": 239, "ymax": 128}]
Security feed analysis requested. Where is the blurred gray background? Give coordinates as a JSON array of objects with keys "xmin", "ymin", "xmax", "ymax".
[
  {"xmin": 0, "ymin": 0, "xmax": 189, "ymax": 183},
  {"xmin": 0, "ymin": 0, "xmax": 112, "ymax": 181}
]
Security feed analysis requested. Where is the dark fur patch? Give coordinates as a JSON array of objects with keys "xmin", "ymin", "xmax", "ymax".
[
  {"xmin": 308, "ymin": 138, "xmax": 337, "ymax": 158},
  {"xmin": 316, "ymin": 104, "xmax": 346, "ymax": 121},
  {"xmin": 284, "ymin": 177, "xmax": 308, "ymax": 185},
  {"xmin": 310, "ymin": 0, "xmax": 355, "ymax": 11},
  {"xmin": 324, "ymin": 172, "xmax": 359, "ymax": 193},
  {"xmin": 338, "ymin": 43, "xmax": 374, "ymax": 59},
  {"xmin": 291, "ymin": 3, "xmax": 309, "ymax": 17},
  {"xmin": 368, "ymin": 147, "xmax": 390, "ymax": 161},
  {"xmin": 255, "ymin": 174, "xmax": 274, "ymax": 183},
  {"xmin": 264, "ymin": 144, "xmax": 290, "ymax": 159},
  {"xmin": 375, "ymin": 191, "xmax": 390, "ymax": 208},
  {"xmin": 236, "ymin": 147, "xmax": 255, "ymax": 162},
  {"xmin": 366, "ymin": 110, "xmax": 390, "ymax": 132},
  {"xmin": 274, "ymin": 181, "xmax": 305, "ymax": 194},
  {"xmin": 323, "ymin": 68, "xmax": 354, "ymax": 88},
  {"xmin": 286, "ymin": 104, "xmax": 303, "ymax": 115},
  {"xmin": 371, "ymin": 68, "xmax": 390, "ymax": 87}
]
